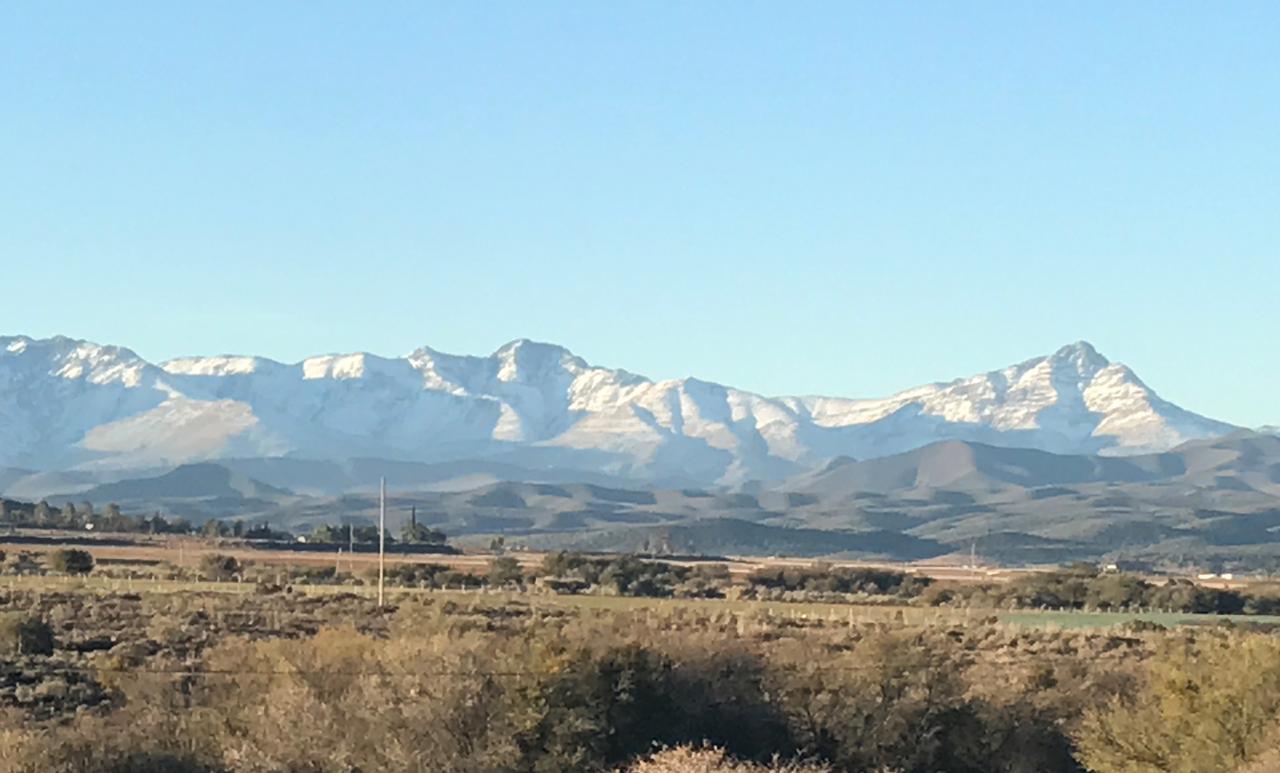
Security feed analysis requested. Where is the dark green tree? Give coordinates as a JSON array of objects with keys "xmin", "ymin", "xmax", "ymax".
[
  {"xmin": 487, "ymin": 556, "xmax": 524, "ymax": 587},
  {"xmin": 400, "ymin": 522, "xmax": 447, "ymax": 545},
  {"xmin": 201, "ymin": 519, "xmax": 230, "ymax": 539},
  {"xmin": 48, "ymin": 548, "xmax": 95, "ymax": 575}
]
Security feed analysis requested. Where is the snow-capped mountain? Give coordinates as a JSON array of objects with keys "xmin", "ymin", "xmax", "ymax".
[{"xmin": 0, "ymin": 335, "xmax": 1239, "ymax": 484}]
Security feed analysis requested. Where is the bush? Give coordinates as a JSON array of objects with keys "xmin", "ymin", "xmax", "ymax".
[
  {"xmin": 621, "ymin": 746, "xmax": 829, "ymax": 772},
  {"xmin": 746, "ymin": 565, "xmax": 927, "ymax": 597},
  {"xmin": 47, "ymin": 549, "xmax": 94, "ymax": 575},
  {"xmin": 487, "ymin": 556, "xmax": 524, "ymax": 587},
  {"xmin": 198, "ymin": 554, "xmax": 242, "ymax": 581},
  {"xmin": 0, "ymin": 613, "xmax": 54, "ymax": 656},
  {"xmin": 1077, "ymin": 635, "xmax": 1280, "ymax": 772}
]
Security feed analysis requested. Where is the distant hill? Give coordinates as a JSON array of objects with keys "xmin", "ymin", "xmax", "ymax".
[
  {"xmin": 782, "ymin": 440, "xmax": 1183, "ymax": 496},
  {"xmin": 783, "ymin": 435, "xmax": 1280, "ymax": 498},
  {"xmin": 1164, "ymin": 432, "xmax": 1280, "ymax": 496},
  {"xmin": 8, "ymin": 434, "xmax": 1280, "ymax": 569},
  {"xmin": 67, "ymin": 463, "xmax": 291, "ymax": 504}
]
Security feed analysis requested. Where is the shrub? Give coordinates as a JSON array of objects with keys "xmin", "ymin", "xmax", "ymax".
[
  {"xmin": 746, "ymin": 565, "xmax": 927, "ymax": 597},
  {"xmin": 47, "ymin": 549, "xmax": 94, "ymax": 575},
  {"xmin": 487, "ymin": 556, "xmax": 524, "ymax": 587},
  {"xmin": 1076, "ymin": 635, "xmax": 1280, "ymax": 773},
  {"xmin": 0, "ymin": 613, "xmax": 54, "ymax": 656},
  {"xmin": 621, "ymin": 746, "xmax": 830, "ymax": 772},
  {"xmin": 198, "ymin": 554, "xmax": 242, "ymax": 581}
]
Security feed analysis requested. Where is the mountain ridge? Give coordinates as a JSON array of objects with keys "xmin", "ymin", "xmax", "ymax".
[{"xmin": 0, "ymin": 334, "xmax": 1242, "ymax": 484}]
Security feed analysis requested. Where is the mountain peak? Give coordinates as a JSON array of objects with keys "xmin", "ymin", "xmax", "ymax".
[
  {"xmin": 492, "ymin": 339, "xmax": 587, "ymax": 380},
  {"xmin": 0, "ymin": 333, "xmax": 1238, "ymax": 482},
  {"xmin": 1048, "ymin": 340, "xmax": 1109, "ymax": 366},
  {"xmin": 493, "ymin": 338, "xmax": 573, "ymax": 358}
]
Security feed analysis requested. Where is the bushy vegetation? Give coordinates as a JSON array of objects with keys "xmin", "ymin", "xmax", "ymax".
[
  {"xmin": 539, "ymin": 552, "xmax": 728, "ymax": 598},
  {"xmin": 928, "ymin": 565, "xmax": 1280, "ymax": 615},
  {"xmin": 745, "ymin": 565, "xmax": 928, "ymax": 599},
  {"xmin": 1076, "ymin": 634, "xmax": 1280, "ymax": 772},
  {"xmin": 623, "ymin": 747, "xmax": 828, "ymax": 772},
  {"xmin": 46, "ymin": 549, "xmax": 94, "ymax": 575},
  {"xmin": 0, "ymin": 500, "xmax": 193, "ymax": 535},
  {"xmin": 198, "ymin": 554, "xmax": 242, "ymax": 581},
  {"xmin": 0, "ymin": 613, "xmax": 53, "ymax": 656},
  {"xmin": 6, "ymin": 581, "xmax": 1280, "ymax": 771},
  {"xmin": 0, "ymin": 498, "xmax": 438, "ymax": 548},
  {"xmin": 0, "ymin": 598, "xmax": 1107, "ymax": 772}
]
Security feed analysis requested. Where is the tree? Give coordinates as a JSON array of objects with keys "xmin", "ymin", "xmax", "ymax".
[
  {"xmin": 348, "ymin": 525, "xmax": 385, "ymax": 544},
  {"xmin": 310, "ymin": 524, "xmax": 345, "ymax": 543},
  {"xmin": 487, "ymin": 556, "xmax": 523, "ymax": 587},
  {"xmin": 48, "ymin": 548, "xmax": 95, "ymax": 575},
  {"xmin": 60, "ymin": 502, "xmax": 79, "ymax": 528},
  {"xmin": 199, "ymin": 554, "xmax": 242, "ymax": 581},
  {"xmin": 400, "ymin": 522, "xmax": 447, "ymax": 545},
  {"xmin": 33, "ymin": 499, "xmax": 51, "ymax": 526},
  {"xmin": 201, "ymin": 519, "xmax": 230, "ymax": 539}
]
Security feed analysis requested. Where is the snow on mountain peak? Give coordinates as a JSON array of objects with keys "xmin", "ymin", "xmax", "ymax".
[
  {"xmin": 493, "ymin": 339, "xmax": 586, "ymax": 381},
  {"xmin": 0, "ymin": 334, "xmax": 1241, "ymax": 483},
  {"xmin": 1046, "ymin": 340, "xmax": 1110, "ymax": 375},
  {"xmin": 163, "ymin": 355, "xmax": 278, "ymax": 376},
  {"xmin": 1, "ymin": 335, "xmax": 151, "ymax": 387}
]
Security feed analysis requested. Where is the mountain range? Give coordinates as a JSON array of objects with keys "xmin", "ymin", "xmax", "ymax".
[
  {"xmin": 18, "ymin": 432, "xmax": 1274, "ymax": 567},
  {"xmin": 2, "ymin": 333, "xmax": 1277, "ymax": 566},
  {"xmin": 0, "ymin": 334, "xmax": 1243, "ymax": 487}
]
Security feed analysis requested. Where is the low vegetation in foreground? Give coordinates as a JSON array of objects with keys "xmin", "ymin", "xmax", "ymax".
[
  {"xmin": 5, "ymin": 544, "xmax": 1280, "ymax": 771},
  {"xmin": 3, "ymin": 568, "xmax": 1280, "ymax": 772}
]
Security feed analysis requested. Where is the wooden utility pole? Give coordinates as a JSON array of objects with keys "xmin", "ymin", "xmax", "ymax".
[{"xmin": 378, "ymin": 477, "xmax": 386, "ymax": 607}]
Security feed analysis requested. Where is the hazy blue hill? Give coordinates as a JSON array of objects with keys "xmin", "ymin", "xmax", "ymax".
[{"xmin": 72, "ymin": 463, "xmax": 290, "ymax": 503}]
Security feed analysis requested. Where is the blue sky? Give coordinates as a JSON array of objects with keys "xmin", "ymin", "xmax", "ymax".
[{"xmin": 2, "ymin": 2, "xmax": 1276, "ymax": 426}]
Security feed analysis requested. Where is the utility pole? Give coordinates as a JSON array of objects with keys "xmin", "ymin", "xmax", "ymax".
[{"xmin": 378, "ymin": 477, "xmax": 386, "ymax": 607}]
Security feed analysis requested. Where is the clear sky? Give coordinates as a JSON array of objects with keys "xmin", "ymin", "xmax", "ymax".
[{"xmin": 2, "ymin": 2, "xmax": 1276, "ymax": 426}]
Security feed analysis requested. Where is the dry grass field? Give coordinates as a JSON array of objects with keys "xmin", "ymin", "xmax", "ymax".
[{"xmin": 5, "ymin": 534, "xmax": 1280, "ymax": 771}]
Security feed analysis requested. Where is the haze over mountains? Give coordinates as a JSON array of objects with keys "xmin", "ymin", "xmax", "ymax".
[{"xmin": 0, "ymin": 334, "xmax": 1241, "ymax": 487}]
